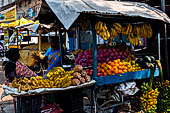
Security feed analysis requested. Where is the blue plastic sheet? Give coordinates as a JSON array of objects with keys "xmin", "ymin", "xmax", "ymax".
[{"xmin": 95, "ymin": 68, "xmax": 159, "ymax": 86}]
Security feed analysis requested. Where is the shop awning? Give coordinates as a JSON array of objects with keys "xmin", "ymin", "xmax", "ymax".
[
  {"xmin": 44, "ymin": 0, "xmax": 170, "ymax": 30},
  {"xmin": 0, "ymin": 18, "xmax": 39, "ymax": 29}
]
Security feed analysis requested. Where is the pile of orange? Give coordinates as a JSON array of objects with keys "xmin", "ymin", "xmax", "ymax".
[{"xmin": 97, "ymin": 59, "xmax": 141, "ymax": 76}]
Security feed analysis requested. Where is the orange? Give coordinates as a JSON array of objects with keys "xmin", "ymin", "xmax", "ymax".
[
  {"xmin": 119, "ymin": 62, "xmax": 123, "ymax": 66},
  {"xmin": 104, "ymin": 67, "xmax": 108, "ymax": 71},
  {"xmin": 114, "ymin": 69, "xmax": 119, "ymax": 74},
  {"xmin": 104, "ymin": 72, "xmax": 107, "ymax": 76},
  {"xmin": 117, "ymin": 59, "xmax": 120, "ymax": 63},
  {"xmin": 108, "ymin": 72, "xmax": 112, "ymax": 75},
  {"xmin": 101, "ymin": 69, "xmax": 105, "ymax": 73},
  {"xmin": 116, "ymin": 63, "xmax": 119, "ymax": 67},
  {"xmin": 107, "ymin": 70, "xmax": 112, "ymax": 74},
  {"xmin": 112, "ymin": 72, "xmax": 115, "ymax": 75},
  {"xmin": 123, "ymin": 69, "xmax": 127, "ymax": 73},
  {"xmin": 111, "ymin": 63, "xmax": 115, "ymax": 67},
  {"xmin": 118, "ymin": 66, "xmax": 122, "ymax": 69},
  {"xmin": 113, "ymin": 66, "xmax": 117, "ymax": 70},
  {"xmin": 98, "ymin": 63, "xmax": 101, "ymax": 66},
  {"xmin": 101, "ymin": 64, "xmax": 105, "ymax": 68},
  {"xmin": 108, "ymin": 61, "xmax": 112, "ymax": 65},
  {"xmin": 110, "ymin": 68, "xmax": 114, "ymax": 72},
  {"xmin": 114, "ymin": 60, "xmax": 118, "ymax": 64},
  {"xmin": 118, "ymin": 70, "xmax": 123, "ymax": 73}
]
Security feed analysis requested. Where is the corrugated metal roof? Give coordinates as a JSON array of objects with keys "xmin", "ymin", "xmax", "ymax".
[{"xmin": 45, "ymin": 0, "xmax": 170, "ymax": 30}]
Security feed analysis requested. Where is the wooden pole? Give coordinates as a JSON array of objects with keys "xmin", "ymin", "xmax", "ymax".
[
  {"xmin": 38, "ymin": 30, "xmax": 41, "ymax": 51},
  {"xmin": 27, "ymin": 30, "xmax": 29, "ymax": 45}
]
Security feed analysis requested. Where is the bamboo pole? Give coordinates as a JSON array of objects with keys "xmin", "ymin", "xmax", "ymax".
[{"xmin": 38, "ymin": 30, "xmax": 41, "ymax": 51}]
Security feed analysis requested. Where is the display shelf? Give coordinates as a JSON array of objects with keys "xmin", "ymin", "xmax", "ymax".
[{"xmin": 94, "ymin": 68, "xmax": 159, "ymax": 86}]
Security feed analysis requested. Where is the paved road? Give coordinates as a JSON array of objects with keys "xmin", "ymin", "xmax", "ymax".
[{"xmin": 0, "ymin": 71, "xmax": 5, "ymax": 85}]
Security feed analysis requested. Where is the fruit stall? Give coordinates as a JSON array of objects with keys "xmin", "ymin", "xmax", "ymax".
[
  {"xmin": 38, "ymin": 0, "xmax": 170, "ymax": 112},
  {"xmin": 2, "ymin": 0, "xmax": 170, "ymax": 113}
]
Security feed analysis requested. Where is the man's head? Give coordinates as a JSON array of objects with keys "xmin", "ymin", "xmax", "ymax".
[
  {"xmin": 50, "ymin": 36, "xmax": 59, "ymax": 50},
  {"xmin": 5, "ymin": 48, "xmax": 20, "ymax": 62}
]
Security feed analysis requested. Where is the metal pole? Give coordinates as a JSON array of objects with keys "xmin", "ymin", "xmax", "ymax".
[
  {"xmin": 157, "ymin": 32, "xmax": 161, "ymax": 60},
  {"xmin": 92, "ymin": 23, "xmax": 97, "ymax": 79},
  {"xmin": 161, "ymin": 0, "xmax": 169, "ymax": 80},
  {"xmin": 16, "ymin": 29, "xmax": 18, "ymax": 48},
  {"xmin": 161, "ymin": 0, "xmax": 165, "ymax": 12},
  {"xmin": 58, "ymin": 29, "xmax": 63, "ymax": 67}
]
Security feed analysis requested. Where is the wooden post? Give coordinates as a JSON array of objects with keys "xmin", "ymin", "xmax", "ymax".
[
  {"xmin": 27, "ymin": 30, "xmax": 29, "ymax": 45},
  {"xmin": 38, "ymin": 30, "xmax": 41, "ymax": 51}
]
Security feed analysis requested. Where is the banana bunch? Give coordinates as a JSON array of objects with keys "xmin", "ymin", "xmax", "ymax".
[
  {"xmin": 110, "ymin": 28, "xmax": 118, "ymax": 40},
  {"xmin": 9, "ymin": 76, "xmax": 51, "ymax": 93},
  {"xmin": 140, "ymin": 82, "xmax": 159, "ymax": 113},
  {"xmin": 156, "ymin": 80, "xmax": 170, "ymax": 112},
  {"xmin": 140, "ymin": 24, "xmax": 152, "ymax": 38},
  {"xmin": 9, "ymin": 67, "xmax": 74, "ymax": 93},
  {"xmin": 70, "ymin": 49, "xmax": 83, "ymax": 55},
  {"xmin": 113, "ymin": 23, "xmax": 122, "ymax": 34},
  {"xmin": 122, "ymin": 24, "xmax": 133, "ymax": 35},
  {"xmin": 46, "ymin": 67, "xmax": 74, "ymax": 88},
  {"xmin": 127, "ymin": 26, "xmax": 142, "ymax": 46},
  {"xmin": 95, "ymin": 21, "xmax": 110, "ymax": 40}
]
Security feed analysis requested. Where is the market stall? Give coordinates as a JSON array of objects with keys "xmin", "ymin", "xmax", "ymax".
[
  {"xmin": 37, "ymin": 0, "xmax": 170, "ymax": 112},
  {"xmin": 1, "ymin": 0, "xmax": 170, "ymax": 113}
]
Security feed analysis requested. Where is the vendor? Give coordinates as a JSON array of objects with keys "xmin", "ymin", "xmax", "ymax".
[
  {"xmin": 4, "ymin": 48, "xmax": 41, "ymax": 113},
  {"xmin": 32, "ymin": 36, "xmax": 61, "ymax": 74},
  {"xmin": 4, "ymin": 48, "xmax": 37, "ymax": 84}
]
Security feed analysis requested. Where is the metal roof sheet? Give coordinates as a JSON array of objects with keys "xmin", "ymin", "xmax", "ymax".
[{"xmin": 45, "ymin": 0, "xmax": 170, "ymax": 30}]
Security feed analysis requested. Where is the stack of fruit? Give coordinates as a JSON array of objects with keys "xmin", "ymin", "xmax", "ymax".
[
  {"xmin": 71, "ymin": 65, "xmax": 91, "ymax": 86},
  {"xmin": 75, "ymin": 47, "xmax": 130, "ymax": 67},
  {"xmin": 136, "ymin": 56, "xmax": 156, "ymax": 69},
  {"xmin": 9, "ymin": 76, "xmax": 50, "ymax": 93},
  {"xmin": 97, "ymin": 59, "xmax": 141, "ymax": 76},
  {"xmin": 140, "ymin": 82, "xmax": 159, "ymax": 113},
  {"xmin": 156, "ymin": 80, "xmax": 170, "ymax": 112},
  {"xmin": 9, "ymin": 67, "xmax": 74, "ymax": 93},
  {"xmin": 46, "ymin": 67, "xmax": 74, "ymax": 88}
]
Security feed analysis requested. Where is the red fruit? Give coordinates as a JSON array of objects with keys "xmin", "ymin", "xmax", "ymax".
[
  {"xmin": 115, "ymin": 52, "xmax": 118, "ymax": 56},
  {"xmin": 119, "ymin": 52, "xmax": 123, "ymax": 56},
  {"xmin": 89, "ymin": 72, "xmax": 93, "ymax": 75},
  {"xmin": 97, "ymin": 73, "xmax": 101, "ymax": 77},
  {"xmin": 112, "ymin": 48, "xmax": 116, "ymax": 52}
]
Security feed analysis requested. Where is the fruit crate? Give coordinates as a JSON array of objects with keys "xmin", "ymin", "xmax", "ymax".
[{"xmin": 95, "ymin": 68, "xmax": 159, "ymax": 86}]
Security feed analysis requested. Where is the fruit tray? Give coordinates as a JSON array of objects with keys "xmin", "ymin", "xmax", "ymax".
[{"xmin": 95, "ymin": 68, "xmax": 159, "ymax": 86}]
